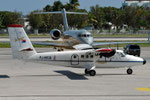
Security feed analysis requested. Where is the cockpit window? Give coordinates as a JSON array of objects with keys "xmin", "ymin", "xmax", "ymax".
[
  {"xmin": 79, "ymin": 34, "xmax": 92, "ymax": 38},
  {"xmin": 78, "ymin": 34, "xmax": 81, "ymax": 37},
  {"xmin": 120, "ymin": 52, "xmax": 125, "ymax": 57}
]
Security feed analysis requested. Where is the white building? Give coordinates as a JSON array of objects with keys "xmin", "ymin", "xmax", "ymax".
[{"xmin": 122, "ymin": 0, "xmax": 150, "ymax": 7}]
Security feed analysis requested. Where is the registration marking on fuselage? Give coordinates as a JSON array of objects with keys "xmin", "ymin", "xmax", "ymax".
[{"xmin": 136, "ymin": 88, "xmax": 150, "ymax": 91}]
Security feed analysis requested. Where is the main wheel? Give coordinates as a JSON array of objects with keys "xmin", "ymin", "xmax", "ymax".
[
  {"xmin": 89, "ymin": 70, "xmax": 96, "ymax": 76},
  {"xmin": 127, "ymin": 68, "xmax": 133, "ymax": 75},
  {"xmin": 84, "ymin": 69, "xmax": 89, "ymax": 74}
]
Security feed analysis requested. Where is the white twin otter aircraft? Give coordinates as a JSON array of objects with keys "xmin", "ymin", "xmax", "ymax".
[{"xmin": 8, "ymin": 24, "xmax": 146, "ymax": 76}]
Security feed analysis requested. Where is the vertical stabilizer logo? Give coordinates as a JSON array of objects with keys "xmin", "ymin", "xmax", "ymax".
[{"xmin": 15, "ymin": 37, "xmax": 26, "ymax": 43}]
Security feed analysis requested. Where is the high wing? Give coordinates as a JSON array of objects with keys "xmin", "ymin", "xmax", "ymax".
[
  {"xmin": 32, "ymin": 42, "xmax": 94, "ymax": 50},
  {"xmin": 31, "ymin": 42, "xmax": 75, "ymax": 49},
  {"xmin": 0, "ymin": 41, "xmax": 73, "ymax": 49}
]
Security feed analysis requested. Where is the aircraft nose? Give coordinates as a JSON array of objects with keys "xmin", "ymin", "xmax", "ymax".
[{"xmin": 143, "ymin": 59, "xmax": 146, "ymax": 65}]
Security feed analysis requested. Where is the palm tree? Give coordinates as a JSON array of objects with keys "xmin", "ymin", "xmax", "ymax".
[{"xmin": 66, "ymin": 0, "xmax": 80, "ymax": 10}]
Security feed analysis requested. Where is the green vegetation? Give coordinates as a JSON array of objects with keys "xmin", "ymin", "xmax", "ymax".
[
  {"xmin": 0, "ymin": 43, "xmax": 10, "ymax": 48},
  {"xmin": 0, "ymin": 43, "xmax": 51, "ymax": 48},
  {"xmin": 27, "ymin": 1, "xmax": 150, "ymax": 33},
  {"xmin": 0, "ymin": 11, "xmax": 21, "ymax": 28},
  {"xmin": 0, "ymin": 42, "xmax": 149, "ymax": 48}
]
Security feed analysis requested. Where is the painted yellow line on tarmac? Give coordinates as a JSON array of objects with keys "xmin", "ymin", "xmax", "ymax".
[{"xmin": 136, "ymin": 88, "xmax": 150, "ymax": 91}]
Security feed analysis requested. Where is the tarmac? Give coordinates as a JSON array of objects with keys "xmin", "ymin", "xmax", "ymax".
[{"xmin": 0, "ymin": 47, "xmax": 150, "ymax": 100}]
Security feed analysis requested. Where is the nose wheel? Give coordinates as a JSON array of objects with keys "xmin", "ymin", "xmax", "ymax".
[
  {"xmin": 85, "ymin": 69, "xmax": 96, "ymax": 76},
  {"xmin": 127, "ymin": 68, "xmax": 133, "ymax": 75}
]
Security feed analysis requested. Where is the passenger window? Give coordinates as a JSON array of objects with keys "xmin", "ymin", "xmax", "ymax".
[
  {"xmin": 120, "ymin": 53, "xmax": 125, "ymax": 57},
  {"xmin": 74, "ymin": 55, "xmax": 77, "ymax": 58},
  {"xmin": 90, "ymin": 55, "xmax": 93, "ymax": 58},
  {"xmin": 81, "ymin": 55, "xmax": 84, "ymax": 58}
]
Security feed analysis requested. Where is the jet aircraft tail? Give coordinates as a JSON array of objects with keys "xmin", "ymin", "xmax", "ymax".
[
  {"xmin": 8, "ymin": 24, "xmax": 36, "ymax": 59},
  {"xmin": 34, "ymin": 8, "xmax": 87, "ymax": 31}
]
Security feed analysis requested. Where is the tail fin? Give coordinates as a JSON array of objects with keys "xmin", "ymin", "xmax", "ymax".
[
  {"xmin": 8, "ymin": 24, "xmax": 36, "ymax": 59},
  {"xmin": 34, "ymin": 8, "xmax": 87, "ymax": 31}
]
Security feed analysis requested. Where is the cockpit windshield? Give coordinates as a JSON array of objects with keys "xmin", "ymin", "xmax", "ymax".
[
  {"xmin": 78, "ymin": 34, "xmax": 92, "ymax": 37},
  {"xmin": 120, "ymin": 52, "xmax": 126, "ymax": 57}
]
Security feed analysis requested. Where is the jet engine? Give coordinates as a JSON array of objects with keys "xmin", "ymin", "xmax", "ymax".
[{"xmin": 50, "ymin": 29, "xmax": 62, "ymax": 40}]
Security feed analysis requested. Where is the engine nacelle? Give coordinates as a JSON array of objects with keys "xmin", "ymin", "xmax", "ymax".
[
  {"xmin": 100, "ymin": 49, "xmax": 116, "ymax": 58},
  {"xmin": 50, "ymin": 29, "xmax": 62, "ymax": 40}
]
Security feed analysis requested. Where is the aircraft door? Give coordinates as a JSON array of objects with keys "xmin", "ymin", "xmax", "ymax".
[{"xmin": 71, "ymin": 54, "xmax": 79, "ymax": 65}]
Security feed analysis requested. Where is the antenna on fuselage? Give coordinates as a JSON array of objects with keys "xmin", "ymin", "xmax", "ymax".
[{"xmin": 34, "ymin": 8, "xmax": 87, "ymax": 31}]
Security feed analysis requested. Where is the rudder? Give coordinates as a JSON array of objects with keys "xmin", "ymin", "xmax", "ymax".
[{"xmin": 8, "ymin": 24, "xmax": 36, "ymax": 59}]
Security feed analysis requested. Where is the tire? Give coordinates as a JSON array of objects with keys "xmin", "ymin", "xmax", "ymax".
[
  {"xmin": 127, "ymin": 68, "xmax": 133, "ymax": 75},
  {"xmin": 89, "ymin": 70, "xmax": 96, "ymax": 76},
  {"xmin": 84, "ymin": 69, "xmax": 89, "ymax": 74}
]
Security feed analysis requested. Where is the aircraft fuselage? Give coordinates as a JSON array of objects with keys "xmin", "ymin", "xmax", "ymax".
[
  {"xmin": 29, "ymin": 49, "xmax": 145, "ymax": 69},
  {"xmin": 62, "ymin": 30, "xmax": 94, "ymax": 46}
]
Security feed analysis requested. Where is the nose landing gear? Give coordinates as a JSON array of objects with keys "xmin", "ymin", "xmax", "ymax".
[
  {"xmin": 127, "ymin": 68, "xmax": 133, "ymax": 75},
  {"xmin": 85, "ymin": 69, "xmax": 96, "ymax": 76}
]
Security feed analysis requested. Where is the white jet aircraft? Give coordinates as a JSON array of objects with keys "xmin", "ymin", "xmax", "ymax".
[
  {"xmin": 8, "ymin": 24, "xmax": 146, "ymax": 76},
  {"xmin": 34, "ymin": 8, "xmax": 149, "ymax": 50}
]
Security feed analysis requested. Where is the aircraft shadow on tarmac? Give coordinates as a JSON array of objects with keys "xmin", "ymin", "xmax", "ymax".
[
  {"xmin": 0, "ymin": 75, "xmax": 10, "ymax": 78},
  {"xmin": 54, "ymin": 70, "xmax": 88, "ymax": 80}
]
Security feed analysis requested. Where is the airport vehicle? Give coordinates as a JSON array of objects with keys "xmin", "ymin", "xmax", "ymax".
[
  {"xmin": 8, "ymin": 24, "xmax": 146, "ymax": 76},
  {"xmin": 124, "ymin": 44, "xmax": 140, "ymax": 57},
  {"xmin": 34, "ymin": 8, "xmax": 149, "ymax": 50}
]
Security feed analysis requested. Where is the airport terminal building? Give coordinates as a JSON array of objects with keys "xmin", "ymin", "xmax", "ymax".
[{"xmin": 122, "ymin": 0, "xmax": 150, "ymax": 7}]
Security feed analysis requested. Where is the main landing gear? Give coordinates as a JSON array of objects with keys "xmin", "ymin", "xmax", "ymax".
[
  {"xmin": 85, "ymin": 69, "xmax": 96, "ymax": 76},
  {"xmin": 53, "ymin": 47, "xmax": 64, "ymax": 51},
  {"xmin": 127, "ymin": 68, "xmax": 133, "ymax": 75},
  {"xmin": 57, "ymin": 48, "xmax": 64, "ymax": 51}
]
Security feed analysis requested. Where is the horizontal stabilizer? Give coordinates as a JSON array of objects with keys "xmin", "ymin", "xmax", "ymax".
[
  {"xmin": 34, "ymin": 11, "xmax": 87, "ymax": 15},
  {"xmin": 34, "ymin": 8, "xmax": 87, "ymax": 31}
]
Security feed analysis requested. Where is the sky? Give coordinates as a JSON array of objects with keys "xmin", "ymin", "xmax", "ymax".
[{"xmin": 0, "ymin": 0, "xmax": 125, "ymax": 15}]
